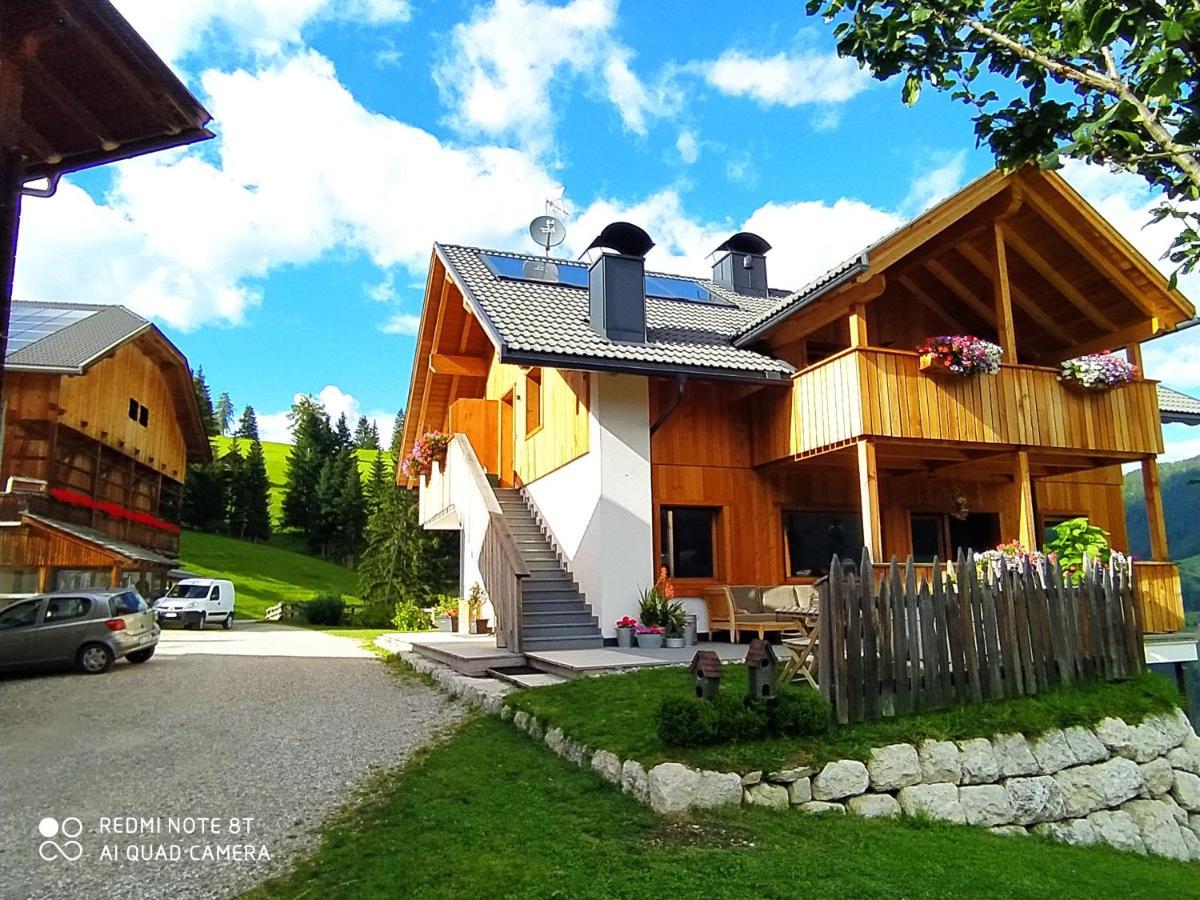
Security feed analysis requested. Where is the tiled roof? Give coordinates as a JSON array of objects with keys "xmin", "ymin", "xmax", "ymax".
[
  {"xmin": 6, "ymin": 301, "xmax": 149, "ymax": 372},
  {"xmin": 1159, "ymin": 385, "xmax": 1200, "ymax": 424},
  {"xmin": 437, "ymin": 244, "xmax": 796, "ymax": 381},
  {"xmin": 733, "ymin": 251, "xmax": 869, "ymax": 344}
]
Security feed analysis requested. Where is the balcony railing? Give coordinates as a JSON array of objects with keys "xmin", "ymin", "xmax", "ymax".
[
  {"xmin": 1133, "ymin": 561, "xmax": 1185, "ymax": 634},
  {"xmin": 0, "ymin": 493, "xmax": 179, "ymax": 556},
  {"xmin": 753, "ymin": 348, "xmax": 1164, "ymax": 465}
]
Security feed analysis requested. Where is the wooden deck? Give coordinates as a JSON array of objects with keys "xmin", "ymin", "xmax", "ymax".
[{"xmin": 753, "ymin": 348, "xmax": 1164, "ymax": 465}]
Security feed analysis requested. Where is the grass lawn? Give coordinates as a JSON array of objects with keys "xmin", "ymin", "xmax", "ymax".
[
  {"xmin": 212, "ymin": 436, "xmax": 389, "ymax": 525},
  {"xmin": 244, "ymin": 715, "xmax": 1198, "ymax": 899},
  {"xmin": 179, "ymin": 529, "xmax": 360, "ymax": 620},
  {"xmin": 505, "ymin": 665, "xmax": 1182, "ymax": 772}
]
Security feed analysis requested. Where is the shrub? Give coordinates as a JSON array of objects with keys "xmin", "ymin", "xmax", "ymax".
[
  {"xmin": 769, "ymin": 685, "xmax": 831, "ymax": 737},
  {"xmin": 656, "ymin": 696, "xmax": 720, "ymax": 746},
  {"xmin": 393, "ymin": 600, "xmax": 432, "ymax": 631},
  {"xmin": 356, "ymin": 598, "xmax": 397, "ymax": 629},
  {"xmin": 303, "ymin": 594, "xmax": 346, "ymax": 626}
]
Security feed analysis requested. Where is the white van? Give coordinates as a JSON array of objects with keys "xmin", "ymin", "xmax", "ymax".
[{"xmin": 154, "ymin": 579, "xmax": 236, "ymax": 630}]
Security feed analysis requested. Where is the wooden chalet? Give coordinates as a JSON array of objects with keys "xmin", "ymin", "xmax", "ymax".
[
  {"xmin": 402, "ymin": 167, "xmax": 1199, "ymax": 656},
  {"xmin": 0, "ymin": 301, "xmax": 210, "ymax": 597}
]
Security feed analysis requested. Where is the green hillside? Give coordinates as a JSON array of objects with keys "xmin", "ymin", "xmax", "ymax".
[
  {"xmin": 1123, "ymin": 454, "xmax": 1200, "ymax": 615},
  {"xmin": 212, "ymin": 436, "xmax": 392, "ymax": 524},
  {"xmin": 179, "ymin": 529, "xmax": 360, "ymax": 620}
]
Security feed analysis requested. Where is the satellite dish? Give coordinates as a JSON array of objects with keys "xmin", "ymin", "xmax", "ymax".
[
  {"xmin": 523, "ymin": 259, "xmax": 559, "ymax": 282},
  {"xmin": 584, "ymin": 221, "xmax": 655, "ymax": 258},
  {"xmin": 530, "ymin": 215, "xmax": 566, "ymax": 252}
]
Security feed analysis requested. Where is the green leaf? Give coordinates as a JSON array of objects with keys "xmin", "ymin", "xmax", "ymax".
[{"xmin": 902, "ymin": 72, "xmax": 922, "ymax": 105}]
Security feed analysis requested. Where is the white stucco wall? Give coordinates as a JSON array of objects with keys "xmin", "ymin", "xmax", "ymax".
[{"xmin": 526, "ymin": 373, "xmax": 654, "ymax": 637}]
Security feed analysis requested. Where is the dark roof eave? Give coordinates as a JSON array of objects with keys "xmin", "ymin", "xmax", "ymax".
[
  {"xmin": 733, "ymin": 255, "xmax": 870, "ymax": 348},
  {"xmin": 23, "ymin": 128, "xmax": 215, "ymax": 182},
  {"xmin": 500, "ymin": 348, "xmax": 792, "ymax": 385},
  {"xmin": 1161, "ymin": 412, "xmax": 1200, "ymax": 426}
]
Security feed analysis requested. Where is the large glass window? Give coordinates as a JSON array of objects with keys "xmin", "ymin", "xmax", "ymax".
[
  {"xmin": 54, "ymin": 569, "xmax": 110, "ymax": 591},
  {"xmin": 0, "ymin": 568, "xmax": 38, "ymax": 594},
  {"xmin": 910, "ymin": 512, "xmax": 1001, "ymax": 562},
  {"xmin": 660, "ymin": 506, "xmax": 718, "ymax": 579},
  {"xmin": 783, "ymin": 511, "xmax": 863, "ymax": 577}
]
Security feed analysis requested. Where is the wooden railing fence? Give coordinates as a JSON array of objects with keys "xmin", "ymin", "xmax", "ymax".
[
  {"xmin": 818, "ymin": 549, "xmax": 1144, "ymax": 725},
  {"xmin": 479, "ymin": 513, "xmax": 528, "ymax": 652}
]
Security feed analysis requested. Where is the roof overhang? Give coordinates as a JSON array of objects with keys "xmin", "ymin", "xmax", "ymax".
[
  {"xmin": 499, "ymin": 348, "xmax": 792, "ymax": 385},
  {"xmin": 3, "ymin": 0, "xmax": 213, "ymax": 181}
]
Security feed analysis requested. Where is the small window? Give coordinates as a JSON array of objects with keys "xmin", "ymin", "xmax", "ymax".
[
  {"xmin": 109, "ymin": 592, "xmax": 147, "ymax": 616},
  {"xmin": 139, "ymin": 405, "xmax": 149, "ymax": 427},
  {"xmin": 525, "ymin": 368, "xmax": 543, "ymax": 436},
  {"xmin": 910, "ymin": 514, "xmax": 943, "ymax": 563},
  {"xmin": 44, "ymin": 596, "xmax": 91, "ymax": 622},
  {"xmin": 660, "ymin": 506, "xmax": 718, "ymax": 579},
  {"xmin": 210, "ymin": 586, "xmax": 220, "ymax": 602},
  {"xmin": 1040, "ymin": 514, "xmax": 1082, "ymax": 546},
  {"xmin": 129, "ymin": 398, "xmax": 139, "ymax": 421},
  {"xmin": 783, "ymin": 511, "xmax": 864, "ymax": 577},
  {"xmin": 0, "ymin": 599, "xmax": 41, "ymax": 629}
]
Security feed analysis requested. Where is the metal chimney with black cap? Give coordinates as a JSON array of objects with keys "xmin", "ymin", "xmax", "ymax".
[
  {"xmin": 585, "ymin": 222, "xmax": 654, "ymax": 343},
  {"xmin": 711, "ymin": 231, "xmax": 771, "ymax": 297}
]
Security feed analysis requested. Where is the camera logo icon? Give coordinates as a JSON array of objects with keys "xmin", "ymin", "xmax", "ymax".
[{"xmin": 38, "ymin": 817, "xmax": 83, "ymax": 861}]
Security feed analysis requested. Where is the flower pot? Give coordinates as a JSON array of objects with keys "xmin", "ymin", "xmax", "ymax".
[
  {"xmin": 683, "ymin": 615, "xmax": 698, "ymax": 646},
  {"xmin": 665, "ymin": 636, "xmax": 685, "ymax": 649},
  {"xmin": 448, "ymin": 615, "xmax": 459, "ymax": 633},
  {"xmin": 636, "ymin": 632, "xmax": 664, "ymax": 650},
  {"xmin": 474, "ymin": 618, "xmax": 490, "ymax": 635},
  {"xmin": 1061, "ymin": 378, "xmax": 1128, "ymax": 393},
  {"xmin": 616, "ymin": 627, "xmax": 634, "ymax": 648}
]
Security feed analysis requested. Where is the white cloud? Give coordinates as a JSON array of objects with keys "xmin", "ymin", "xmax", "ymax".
[
  {"xmin": 258, "ymin": 385, "xmax": 396, "ymax": 447},
  {"xmin": 704, "ymin": 49, "xmax": 871, "ymax": 108},
  {"xmin": 379, "ymin": 313, "xmax": 422, "ymax": 335},
  {"xmin": 15, "ymin": 52, "xmax": 562, "ymax": 330},
  {"xmin": 112, "ymin": 0, "xmax": 411, "ymax": 64},
  {"xmin": 900, "ymin": 151, "xmax": 968, "ymax": 216},
  {"xmin": 675, "ymin": 129, "xmax": 700, "ymax": 165},
  {"xmin": 1160, "ymin": 425, "xmax": 1200, "ymax": 464},
  {"xmin": 435, "ymin": 0, "xmax": 675, "ymax": 151}
]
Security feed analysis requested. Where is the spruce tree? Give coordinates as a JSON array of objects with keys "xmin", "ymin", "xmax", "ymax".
[
  {"xmin": 365, "ymin": 451, "xmax": 390, "ymax": 514},
  {"xmin": 282, "ymin": 396, "xmax": 334, "ymax": 540},
  {"xmin": 235, "ymin": 405, "xmax": 260, "ymax": 440},
  {"xmin": 192, "ymin": 367, "xmax": 217, "ymax": 436},
  {"xmin": 353, "ymin": 415, "xmax": 380, "ymax": 449},
  {"xmin": 334, "ymin": 413, "xmax": 353, "ymax": 450},
  {"xmin": 241, "ymin": 440, "xmax": 272, "ymax": 541},
  {"xmin": 390, "ymin": 408, "xmax": 406, "ymax": 455},
  {"xmin": 181, "ymin": 461, "xmax": 228, "ymax": 532},
  {"xmin": 334, "ymin": 456, "xmax": 367, "ymax": 564},
  {"xmin": 215, "ymin": 393, "xmax": 233, "ymax": 436},
  {"xmin": 223, "ymin": 437, "xmax": 246, "ymax": 537}
]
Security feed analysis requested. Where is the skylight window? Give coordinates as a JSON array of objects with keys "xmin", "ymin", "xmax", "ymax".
[{"xmin": 479, "ymin": 252, "xmax": 731, "ymax": 305}]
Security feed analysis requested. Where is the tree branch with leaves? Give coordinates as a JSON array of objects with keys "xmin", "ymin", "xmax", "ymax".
[{"xmin": 806, "ymin": 0, "xmax": 1200, "ymax": 282}]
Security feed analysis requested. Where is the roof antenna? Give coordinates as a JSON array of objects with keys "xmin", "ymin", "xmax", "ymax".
[{"xmin": 525, "ymin": 192, "xmax": 567, "ymax": 281}]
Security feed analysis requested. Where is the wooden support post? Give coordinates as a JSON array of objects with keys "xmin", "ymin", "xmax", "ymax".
[
  {"xmin": 109, "ymin": 565, "xmax": 122, "ymax": 588},
  {"xmin": 857, "ymin": 439, "xmax": 883, "ymax": 559},
  {"xmin": 1141, "ymin": 457, "xmax": 1170, "ymax": 560},
  {"xmin": 37, "ymin": 566, "xmax": 50, "ymax": 592},
  {"xmin": 1126, "ymin": 342, "xmax": 1143, "ymax": 369},
  {"xmin": 992, "ymin": 223, "xmax": 1017, "ymax": 364},
  {"xmin": 1014, "ymin": 450, "xmax": 1036, "ymax": 549},
  {"xmin": 848, "ymin": 304, "xmax": 869, "ymax": 349}
]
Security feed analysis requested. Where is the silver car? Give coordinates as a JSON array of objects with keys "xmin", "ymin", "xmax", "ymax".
[{"xmin": 0, "ymin": 589, "xmax": 160, "ymax": 675}]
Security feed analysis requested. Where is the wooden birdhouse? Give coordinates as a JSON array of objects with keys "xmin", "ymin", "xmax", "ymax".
[
  {"xmin": 690, "ymin": 650, "xmax": 723, "ymax": 700},
  {"xmin": 746, "ymin": 639, "xmax": 778, "ymax": 699}
]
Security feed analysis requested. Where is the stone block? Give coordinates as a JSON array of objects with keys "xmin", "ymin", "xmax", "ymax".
[
  {"xmin": 1180, "ymin": 826, "xmax": 1200, "ymax": 862},
  {"xmin": 1032, "ymin": 818, "xmax": 1098, "ymax": 847},
  {"xmin": 918, "ymin": 739, "xmax": 961, "ymax": 784},
  {"xmin": 786, "ymin": 778, "xmax": 812, "ymax": 805},
  {"xmin": 694, "ymin": 771, "xmax": 743, "ymax": 809},
  {"xmin": 1030, "ymin": 729, "xmax": 1078, "ymax": 775},
  {"xmin": 960, "ymin": 784, "xmax": 1015, "ymax": 827},
  {"xmin": 621, "ymin": 759, "xmax": 649, "ymax": 803},
  {"xmin": 848, "ymin": 794, "xmax": 901, "ymax": 819},
  {"xmin": 1138, "ymin": 758, "xmax": 1174, "ymax": 798},
  {"xmin": 957, "ymin": 738, "xmax": 1000, "ymax": 785},
  {"xmin": 798, "ymin": 800, "xmax": 845, "ymax": 814},
  {"xmin": 1063, "ymin": 726, "xmax": 1108, "ymax": 765},
  {"xmin": 648, "ymin": 763, "xmax": 700, "ymax": 814},
  {"xmin": 591, "ymin": 750, "xmax": 622, "ymax": 785},
  {"xmin": 1054, "ymin": 757, "xmax": 1143, "ymax": 818},
  {"xmin": 988, "ymin": 825, "xmax": 1029, "ymax": 837},
  {"xmin": 1171, "ymin": 770, "xmax": 1200, "ymax": 812},
  {"xmin": 1122, "ymin": 799, "xmax": 1191, "ymax": 861},
  {"xmin": 766, "ymin": 767, "xmax": 814, "ymax": 784},
  {"xmin": 1087, "ymin": 809, "xmax": 1146, "ymax": 854},
  {"xmin": 867, "ymin": 743, "xmax": 922, "ymax": 791},
  {"xmin": 898, "ymin": 783, "xmax": 966, "ymax": 824},
  {"xmin": 992, "ymin": 733, "xmax": 1038, "ymax": 778},
  {"xmin": 744, "ymin": 782, "xmax": 790, "ymax": 809},
  {"xmin": 1005, "ymin": 776, "xmax": 1067, "ymax": 825},
  {"xmin": 812, "ymin": 760, "xmax": 869, "ymax": 801},
  {"xmin": 1093, "ymin": 717, "xmax": 1137, "ymax": 759}
]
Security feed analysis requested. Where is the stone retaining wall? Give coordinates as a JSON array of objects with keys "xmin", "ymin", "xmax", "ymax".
[{"xmin": 393, "ymin": 647, "xmax": 1200, "ymax": 863}]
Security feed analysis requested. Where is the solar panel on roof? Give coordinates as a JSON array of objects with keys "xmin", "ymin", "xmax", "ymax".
[
  {"xmin": 479, "ymin": 252, "xmax": 730, "ymax": 305},
  {"xmin": 7, "ymin": 306, "xmax": 95, "ymax": 353}
]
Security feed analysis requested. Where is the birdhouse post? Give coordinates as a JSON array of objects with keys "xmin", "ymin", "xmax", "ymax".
[
  {"xmin": 746, "ymin": 639, "xmax": 778, "ymax": 699},
  {"xmin": 689, "ymin": 650, "xmax": 723, "ymax": 700}
]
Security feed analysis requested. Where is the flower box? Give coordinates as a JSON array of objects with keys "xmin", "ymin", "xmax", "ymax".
[
  {"xmin": 916, "ymin": 336, "xmax": 1002, "ymax": 377},
  {"xmin": 1058, "ymin": 352, "xmax": 1137, "ymax": 392}
]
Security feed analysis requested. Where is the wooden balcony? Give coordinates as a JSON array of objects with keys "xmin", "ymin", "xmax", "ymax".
[
  {"xmin": 0, "ymin": 493, "xmax": 179, "ymax": 556},
  {"xmin": 753, "ymin": 348, "xmax": 1164, "ymax": 465}
]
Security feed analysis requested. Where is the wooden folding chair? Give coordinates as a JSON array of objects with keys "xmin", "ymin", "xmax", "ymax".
[{"xmin": 781, "ymin": 633, "xmax": 820, "ymax": 689}]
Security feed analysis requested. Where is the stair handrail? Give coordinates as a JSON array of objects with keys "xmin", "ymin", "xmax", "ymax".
[{"xmin": 447, "ymin": 434, "xmax": 528, "ymax": 650}]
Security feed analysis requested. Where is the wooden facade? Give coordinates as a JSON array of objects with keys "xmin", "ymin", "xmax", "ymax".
[
  {"xmin": 405, "ymin": 168, "xmax": 1195, "ymax": 636},
  {"xmin": 0, "ymin": 326, "xmax": 208, "ymax": 594}
]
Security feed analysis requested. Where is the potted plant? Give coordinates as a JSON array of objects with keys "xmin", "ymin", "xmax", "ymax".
[
  {"xmin": 917, "ymin": 335, "xmax": 1002, "ymax": 377},
  {"xmin": 467, "ymin": 583, "xmax": 488, "ymax": 635},
  {"xmin": 440, "ymin": 596, "xmax": 460, "ymax": 633},
  {"xmin": 422, "ymin": 430, "xmax": 451, "ymax": 463},
  {"xmin": 615, "ymin": 616, "xmax": 637, "ymax": 648},
  {"xmin": 1058, "ymin": 352, "xmax": 1137, "ymax": 391},
  {"xmin": 661, "ymin": 599, "xmax": 686, "ymax": 648},
  {"xmin": 635, "ymin": 623, "xmax": 665, "ymax": 649}
]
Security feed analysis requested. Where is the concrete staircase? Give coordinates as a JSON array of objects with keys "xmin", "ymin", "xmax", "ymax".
[{"xmin": 494, "ymin": 487, "xmax": 603, "ymax": 652}]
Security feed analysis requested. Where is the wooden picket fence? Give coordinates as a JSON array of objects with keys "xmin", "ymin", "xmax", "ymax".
[{"xmin": 818, "ymin": 550, "xmax": 1145, "ymax": 725}]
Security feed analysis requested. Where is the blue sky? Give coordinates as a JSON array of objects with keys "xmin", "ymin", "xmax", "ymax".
[{"xmin": 12, "ymin": 0, "xmax": 1200, "ymax": 457}]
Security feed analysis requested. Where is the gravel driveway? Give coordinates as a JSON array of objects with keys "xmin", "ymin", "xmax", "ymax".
[{"xmin": 0, "ymin": 623, "xmax": 463, "ymax": 900}]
